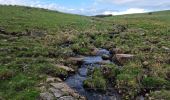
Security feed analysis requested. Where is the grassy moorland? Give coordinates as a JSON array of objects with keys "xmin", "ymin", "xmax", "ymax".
[{"xmin": 0, "ymin": 5, "xmax": 170, "ymax": 100}]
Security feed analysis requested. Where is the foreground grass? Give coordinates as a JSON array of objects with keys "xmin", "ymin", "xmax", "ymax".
[{"xmin": 0, "ymin": 5, "xmax": 170, "ymax": 100}]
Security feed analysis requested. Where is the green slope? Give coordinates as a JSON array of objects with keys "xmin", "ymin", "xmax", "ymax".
[{"xmin": 0, "ymin": 5, "xmax": 110, "ymax": 33}]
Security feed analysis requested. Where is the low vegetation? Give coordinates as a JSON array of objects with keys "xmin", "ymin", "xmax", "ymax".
[{"xmin": 0, "ymin": 5, "xmax": 169, "ymax": 100}]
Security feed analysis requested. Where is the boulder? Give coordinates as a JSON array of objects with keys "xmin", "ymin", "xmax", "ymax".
[
  {"xmin": 67, "ymin": 56, "xmax": 85, "ymax": 65},
  {"xmin": 49, "ymin": 88, "xmax": 64, "ymax": 98},
  {"xmin": 110, "ymin": 48, "xmax": 123, "ymax": 54},
  {"xmin": 162, "ymin": 46, "xmax": 170, "ymax": 51},
  {"xmin": 113, "ymin": 54, "xmax": 134, "ymax": 65},
  {"xmin": 55, "ymin": 64, "xmax": 74, "ymax": 72},
  {"xmin": 97, "ymin": 60, "xmax": 111, "ymax": 65},
  {"xmin": 90, "ymin": 48, "xmax": 99, "ymax": 56},
  {"xmin": 50, "ymin": 83, "xmax": 68, "ymax": 89},
  {"xmin": 39, "ymin": 92, "xmax": 54, "ymax": 100},
  {"xmin": 50, "ymin": 82, "xmax": 85, "ymax": 99},
  {"xmin": 46, "ymin": 77, "xmax": 62, "ymax": 83},
  {"xmin": 142, "ymin": 61, "xmax": 149, "ymax": 66},
  {"xmin": 58, "ymin": 96, "xmax": 74, "ymax": 100},
  {"xmin": 101, "ymin": 54, "xmax": 110, "ymax": 60}
]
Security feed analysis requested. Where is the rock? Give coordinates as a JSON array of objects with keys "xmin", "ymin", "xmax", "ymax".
[
  {"xmin": 46, "ymin": 77, "xmax": 62, "ymax": 83},
  {"xmin": 97, "ymin": 49, "xmax": 110, "ymax": 56},
  {"xmin": 60, "ymin": 86, "xmax": 77, "ymax": 97},
  {"xmin": 91, "ymin": 48, "xmax": 99, "ymax": 56},
  {"xmin": 110, "ymin": 48, "xmax": 123, "ymax": 54},
  {"xmin": 58, "ymin": 96, "xmax": 74, "ymax": 100},
  {"xmin": 97, "ymin": 60, "xmax": 111, "ymax": 65},
  {"xmin": 38, "ymin": 83, "xmax": 44, "ymax": 87},
  {"xmin": 55, "ymin": 64, "xmax": 74, "ymax": 72},
  {"xmin": 50, "ymin": 81, "xmax": 85, "ymax": 99},
  {"xmin": 162, "ymin": 46, "xmax": 170, "ymax": 51},
  {"xmin": 116, "ymin": 54, "xmax": 134, "ymax": 58},
  {"xmin": 142, "ymin": 61, "xmax": 149, "ymax": 66},
  {"xmin": 67, "ymin": 56, "xmax": 85, "ymax": 65},
  {"xmin": 101, "ymin": 54, "xmax": 110, "ymax": 60},
  {"xmin": 49, "ymin": 88, "xmax": 64, "ymax": 98},
  {"xmin": 113, "ymin": 54, "xmax": 134, "ymax": 65},
  {"xmin": 39, "ymin": 92, "xmax": 54, "ymax": 100},
  {"xmin": 39, "ymin": 86, "xmax": 46, "ymax": 92},
  {"xmin": 67, "ymin": 57, "xmax": 85, "ymax": 62},
  {"xmin": 50, "ymin": 83, "xmax": 67, "ymax": 89},
  {"xmin": 79, "ymin": 96, "xmax": 86, "ymax": 100}
]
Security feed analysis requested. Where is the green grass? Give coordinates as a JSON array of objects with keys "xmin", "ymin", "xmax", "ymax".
[
  {"xmin": 0, "ymin": 5, "xmax": 170, "ymax": 100},
  {"xmin": 0, "ymin": 5, "xmax": 111, "ymax": 33},
  {"xmin": 104, "ymin": 10, "xmax": 170, "ymax": 99},
  {"xmin": 83, "ymin": 68, "xmax": 107, "ymax": 91}
]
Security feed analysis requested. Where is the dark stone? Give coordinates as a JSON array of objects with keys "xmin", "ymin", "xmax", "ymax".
[{"xmin": 101, "ymin": 54, "xmax": 110, "ymax": 60}]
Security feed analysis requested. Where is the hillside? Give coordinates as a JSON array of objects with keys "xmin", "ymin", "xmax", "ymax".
[
  {"xmin": 0, "ymin": 5, "xmax": 111, "ymax": 33},
  {"xmin": 0, "ymin": 5, "xmax": 170, "ymax": 100}
]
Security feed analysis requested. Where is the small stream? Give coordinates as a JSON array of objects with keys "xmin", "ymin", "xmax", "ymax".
[{"xmin": 65, "ymin": 49, "xmax": 120, "ymax": 100}]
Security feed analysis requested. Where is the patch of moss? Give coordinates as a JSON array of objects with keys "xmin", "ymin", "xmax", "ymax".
[
  {"xmin": 115, "ymin": 64, "xmax": 143, "ymax": 99},
  {"xmin": 147, "ymin": 90, "xmax": 170, "ymax": 100},
  {"xmin": 102, "ymin": 64, "xmax": 119, "ymax": 80},
  {"xmin": 83, "ymin": 68, "xmax": 107, "ymax": 91},
  {"xmin": 142, "ymin": 77, "xmax": 170, "ymax": 89},
  {"xmin": 39, "ymin": 64, "xmax": 68, "ymax": 79}
]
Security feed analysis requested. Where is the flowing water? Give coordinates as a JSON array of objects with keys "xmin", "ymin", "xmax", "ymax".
[{"xmin": 65, "ymin": 49, "xmax": 120, "ymax": 100}]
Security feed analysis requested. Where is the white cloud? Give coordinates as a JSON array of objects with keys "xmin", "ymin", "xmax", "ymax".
[
  {"xmin": 102, "ymin": 8, "xmax": 146, "ymax": 15},
  {"xmin": 97, "ymin": 0, "xmax": 137, "ymax": 4},
  {"xmin": 0, "ymin": 0, "xmax": 169, "ymax": 15},
  {"xmin": 0, "ymin": 0, "xmax": 30, "ymax": 5},
  {"xmin": 0, "ymin": 0, "xmax": 74, "ymax": 13}
]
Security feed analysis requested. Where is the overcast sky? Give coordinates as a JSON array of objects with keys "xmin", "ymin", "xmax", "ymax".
[{"xmin": 0, "ymin": 0, "xmax": 170, "ymax": 15}]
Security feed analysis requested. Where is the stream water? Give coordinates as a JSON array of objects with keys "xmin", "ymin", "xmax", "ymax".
[{"xmin": 65, "ymin": 49, "xmax": 120, "ymax": 100}]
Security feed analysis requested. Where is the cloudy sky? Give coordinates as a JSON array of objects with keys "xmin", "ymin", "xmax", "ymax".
[{"xmin": 0, "ymin": 0, "xmax": 170, "ymax": 15}]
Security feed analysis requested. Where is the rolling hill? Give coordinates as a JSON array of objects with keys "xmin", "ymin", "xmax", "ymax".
[{"xmin": 0, "ymin": 5, "xmax": 170, "ymax": 100}]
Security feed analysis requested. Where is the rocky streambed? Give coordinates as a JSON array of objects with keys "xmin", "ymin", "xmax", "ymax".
[
  {"xmin": 65, "ymin": 49, "xmax": 120, "ymax": 100},
  {"xmin": 39, "ymin": 48, "xmax": 145, "ymax": 100}
]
